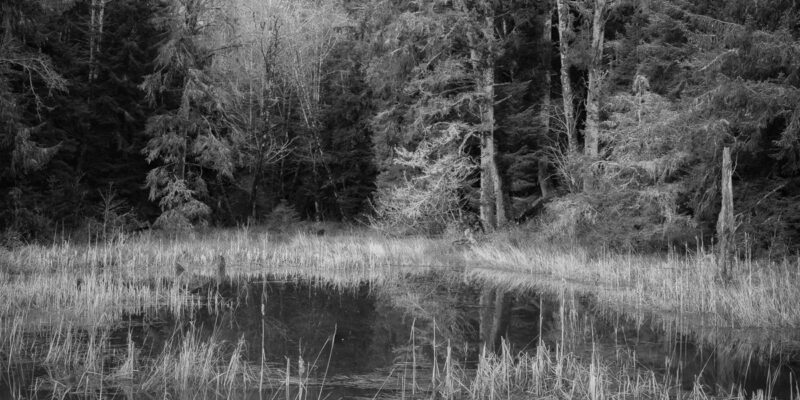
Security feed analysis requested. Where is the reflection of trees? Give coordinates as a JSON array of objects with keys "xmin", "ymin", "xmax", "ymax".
[
  {"xmin": 478, "ymin": 284, "xmax": 544, "ymax": 354},
  {"xmin": 377, "ymin": 272, "xmax": 480, "ymax": 367},
  {"xmin": 378, "ymin": 272, "xmax": 546, "ymax": 370},
  {"xmin": 152, "ymin": 277, "xmax": 384, "ymax": 374},
  {"xmin": 533, "ymin": 291, "xmax": 800, "ymax": 398},
  {"xmin": 478, "ymin": 285, "xmax": 511, "ymax": 354}
]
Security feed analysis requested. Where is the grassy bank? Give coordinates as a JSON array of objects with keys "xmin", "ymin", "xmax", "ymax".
[
  {"xmin": 2, "ymin": 225, "xmax": 798, "ymax": 333},
  {"xmin": 0, "ymin": 227, "xmax": 458, "ymax": 322},
  {"xmin": 465, "ymin": 233, "xmax": 800, "ymax": 331}
]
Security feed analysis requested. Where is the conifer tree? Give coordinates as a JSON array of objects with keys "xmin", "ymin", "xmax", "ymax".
[
  {"xmin": 0, "ymin": 0, "xmax": 68, "ymax": 237},
  {"xmin": 140, "ymin": 0, "xmax": 236, "ymax": 229}
]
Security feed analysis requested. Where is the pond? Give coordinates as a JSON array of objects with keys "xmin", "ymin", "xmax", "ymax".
[{"xmin": 1, "ymin": 270, "xmax": 799, "ymax": 399}]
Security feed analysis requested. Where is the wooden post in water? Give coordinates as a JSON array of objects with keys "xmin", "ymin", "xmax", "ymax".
[
  {"xmin": 216, "ymin": 254, "xmax": 227, "ymax": 287},
  {"xmin": 716, "ymin": 147, "xmax": 735, "ymax": 279}
]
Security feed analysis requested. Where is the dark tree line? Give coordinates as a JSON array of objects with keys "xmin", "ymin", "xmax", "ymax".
[{"xmin": 2, "ymin": 0, "xmax": 799, "ymax": 256}]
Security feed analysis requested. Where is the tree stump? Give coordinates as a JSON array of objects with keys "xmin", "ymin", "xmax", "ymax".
[
  {"xmin": 215, "ymin": 255, "xmax": 227, "ymax": 287},
  {"xmin": 716, "ymin": 147, "xmax": 735, "ymax": 280}
]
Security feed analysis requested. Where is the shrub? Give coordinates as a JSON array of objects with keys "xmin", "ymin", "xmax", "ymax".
[{"xmin": 266, "ymin": 199, "xmax": 301, "ymax": 228}]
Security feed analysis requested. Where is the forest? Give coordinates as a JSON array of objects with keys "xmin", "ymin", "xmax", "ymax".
[
  {"xmin": 4, "ymin": 1, "xmax": 800, "ymax": 398},
  {"xmin": 2, "ymin": 0, "xmax": 800, "ymax": 257}
]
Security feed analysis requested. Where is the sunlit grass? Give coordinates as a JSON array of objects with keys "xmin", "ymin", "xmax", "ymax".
[
  {"xmin": 3, "ymin": 225, "xmax": 799, "ymax": 335},
  {"xmin": 1, "ymin": 225, "xmax": 798, "ymax": 398},
  {"xmin": 466, "ymin": 233, "xmax": 800, "ymax": 335},
  {"xmin": 0, "ymin": 227, "xmax": 459, "ymax": 322}
]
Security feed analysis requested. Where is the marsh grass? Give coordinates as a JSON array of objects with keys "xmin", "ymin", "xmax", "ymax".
[
  {"xmin": 466, "ymin": 234, "xmax": 800, "ymax": 332},
  {"xmin": 0, "ymin": 228, "xmax": 459, "ymax": 324},
  {"xmin": 454, "ymin": 339, "xmax": 757, "ymax": 400},
  {"xmin": 1, "ymin": 226, "xmax": 798, "ymax": 398},
  {"xmin": 376, "ymin": 334, "xmax": 762, "ymax": 400},
  {"xmin": 9, "ymin": 225, "xmax": 796, "ymax": 335},
  {"xmin": 19, "ymin": 320, "xmax": 339, "ymax": 399}
]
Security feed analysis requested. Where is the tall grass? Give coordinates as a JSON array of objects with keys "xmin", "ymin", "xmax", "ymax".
[
  {"xmin": 370, "ymin": 330, "xmax": 766, "ymax": 400},
  {"xmin": 449, "ymin": 339, "xmax": 763, "ymax": 400},
  {"xmin": 12, "ymin": 319, "xmax": 342, "ymax": 399},
  {"xmin": 3, "ymin": 225, "xmax": 799, "ymax": 358},
  {"xmin": 465, "ymin": 234, "xmax": 800, "ymax": 358},
  {"xmin": 9, "ymin": 225, "xmax": 797, "ymax": 335},
  {"xmin": 1, "ymin": 225, "xmax": 798, "ymax": 398},
  {"xmin": 0, "ymin": 228, "xmax": 459, "ymax": 323},
  {"xmin": 8, "ymin": 318, "xmax": 780, "ymax": 400},
  {"xmin": 466, "ymin": 235, "xmax": 800, "ymax": 328}
]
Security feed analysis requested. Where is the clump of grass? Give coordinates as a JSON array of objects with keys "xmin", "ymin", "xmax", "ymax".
[
  {"xmin": 434, "ymin": 339, "xmax": 756, "ymax": 400},
  {"xmin": 143, "ymin": 331, "xmax": 247, "ymax": 396},
  {"xmin": 0, "ymin": 311, "xmax": 26, "ymax": 369}
]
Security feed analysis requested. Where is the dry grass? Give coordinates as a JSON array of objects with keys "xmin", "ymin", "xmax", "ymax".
[
  {"xmin": 373, "ymin": 330, "xmax": 764, "ymax": 400},
  {"xmin": 8, "ymin": 318, "xmax": 779, "ymax": 400},
  {"xmin": 465, "ymin": 234, "xmax": 800, "ymax": 357},
  {"xmin": 1, "ymin": 225, "xmax": 798, "ymax": 399},
  {"xmin": 8, "ymin": 318, "xmax": 337, "ymax": 399},
  {"xmin": 2, "ymin": 225, "xmax": 798, "ymax": 350},
  {"xmin": 0, "ymin": 227, "xmax": 460, "ymax": 323},
  {"xmin": 448, "ymin": 339, "xmax": 771, "ymax": 400}
]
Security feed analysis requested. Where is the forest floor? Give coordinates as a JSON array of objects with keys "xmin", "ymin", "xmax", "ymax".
[{"xmin": 0, "ymin": 226, "xmax": 797, "ymax": 398}]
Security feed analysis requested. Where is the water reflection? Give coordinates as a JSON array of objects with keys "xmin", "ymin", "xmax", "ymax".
[
  {"xmin": 539, "ymin": 292, "xmax": 800, "ymax": 398},
  {"xmin": 1, "ymin": 271, "xmax": 798, "ymax": 399}
]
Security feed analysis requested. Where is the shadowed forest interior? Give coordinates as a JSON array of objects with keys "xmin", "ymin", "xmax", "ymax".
[{"xmin": 3, "ymin": 0, "xmax": 800, "ymax": 257}]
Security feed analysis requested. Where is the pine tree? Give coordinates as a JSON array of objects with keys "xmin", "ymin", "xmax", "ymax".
[{"xmin": 140, "ymin": 0, "xmax": 236, "ymax": 229}]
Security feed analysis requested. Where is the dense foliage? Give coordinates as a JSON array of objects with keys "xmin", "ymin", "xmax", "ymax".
[{"xmin": 1, "ymin": 0, "xmax": 798, "ymax": 256}]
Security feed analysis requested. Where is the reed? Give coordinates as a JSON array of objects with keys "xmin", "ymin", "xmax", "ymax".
[
  {"xmin": 466, "ymin": 236, "xmax": 800, "ymax": 331},
  {"xmin": 0, "ymin": 228, "xmax": 463, "ymax": 350},
  {"xmin": 430, "ymin": 338, "xmax": 759, "ymax": 400},
  {"xmin": 1, "ymin": 226, "xmax": 797, "ymax": 399}
]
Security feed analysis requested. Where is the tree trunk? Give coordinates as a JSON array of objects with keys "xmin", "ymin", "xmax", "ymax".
[
  {"xmin": 88, "ymin": 0, "xmax": 107, "ymax": 82},
  {"xmin": 716, "ymin": 147, "xmax": 734, "ymax": 279},
  {"xmin": 89, "ymin": 0, "xmax": 96, "ymax": 81},
  {"xmin": 178, "ymin": 77, "xmax": 190, "ymax": 182},
  {"xmin": 473, "ymin": 9, "xmax": 506, "ymax": 231},
  {"xmin": 479, "ymin": 134, "xmax": 496, "ymax": 230},
  {"xmin": 539, "ymin": 4, "xmax": 553, "ymax": 199},
  {"xmin": 540, "ymin": 4, "xmax": 553, "ymax": 133},
  {"xmin": 556, "ymin": 0, "xmax": 577, "ymax": 153},
  {"xmin": 249, "ymin": 153, "xmax": 264, "ymax": 220},
  {"xmin": 584, "ymin": 0, "xmax": 607, "ymax": 191},
  {"xmin": 217, "ymin": 177, "xmax": 235, "ymax": 224},
  {"xmin": 538, "ymin": 158, "xmax": 551, "ymax": 198},
  {"xmin": 313, "ymin": 128, "xmax": 346, "ymax": 219}
]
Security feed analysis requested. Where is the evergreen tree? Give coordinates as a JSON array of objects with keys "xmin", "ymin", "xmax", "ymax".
[
  {"xmin": 140, "ymin": 0, "xmax": 238, "ymax": 229},
  {"xmin": 538, "ymin": 0, "xmax": 800, "ymax": 254},
  {"xmin": 366, "ymin": 0, "xmax": 539, "ymax": 232},
  {"xmin": 0, "ymin": 0, "xmax": 67, "ymax": 239}
]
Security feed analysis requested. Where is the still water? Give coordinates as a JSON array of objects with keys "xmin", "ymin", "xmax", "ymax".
[{"xmin": 1, "ymin": 271, "xmax": 798, "ymax": 399}]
